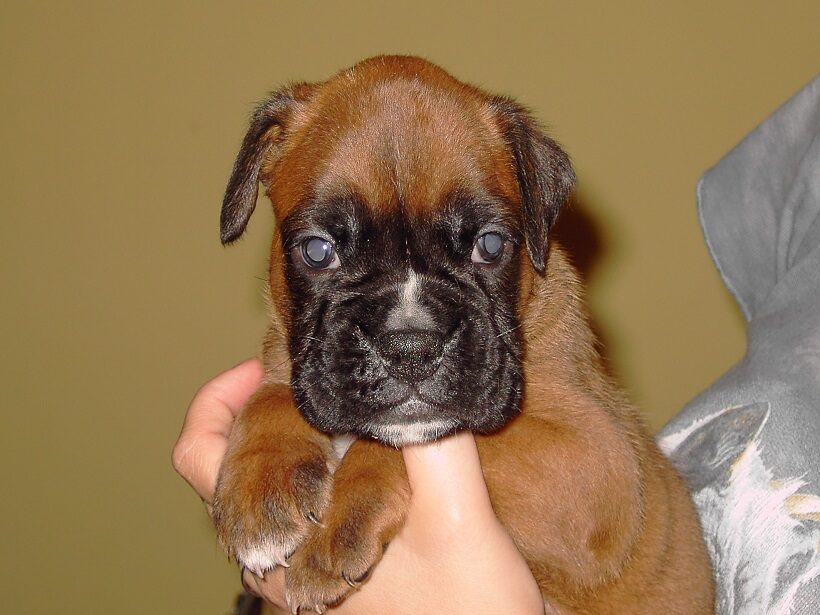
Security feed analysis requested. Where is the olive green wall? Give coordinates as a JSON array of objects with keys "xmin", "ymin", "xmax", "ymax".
[{"xmin": 2, "ymin": 2, "xmax": 817, "ymax": 613}]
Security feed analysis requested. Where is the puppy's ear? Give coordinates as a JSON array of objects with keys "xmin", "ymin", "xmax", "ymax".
[
  {"xmin": 489, "ymin": 97, "xmax": 575, "ymax": 273},
  {"xmin": 220, "ymin": 84, "xmax": 312, "ymax": 245}
]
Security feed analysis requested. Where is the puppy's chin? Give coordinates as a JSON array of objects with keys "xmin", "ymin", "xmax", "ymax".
[{"xmin": 360, "ymin": 399, "xmax": 461, "ymax": 446}]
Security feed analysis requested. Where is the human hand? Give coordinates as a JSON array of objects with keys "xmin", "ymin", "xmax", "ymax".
[
  {"xmin": 173, "ymin": 361, "xmax": 544, "ymax": 615},
  {"xmin": 172, "ymin": 358, "xmax": 265, "ymax": 510}
]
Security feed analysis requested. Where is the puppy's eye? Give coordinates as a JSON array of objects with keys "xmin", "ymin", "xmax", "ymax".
[
  {"xmin": 471, "ymin": 232, "xmax": 504, "ymax": 264},
  {"xmin": 301, "ymin": 237, "xmax": 340, "ymax": 269}
]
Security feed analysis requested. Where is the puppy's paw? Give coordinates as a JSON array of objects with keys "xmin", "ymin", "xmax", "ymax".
[
  {"xmin": 212, "ymin": 441, "xmax": 332, "ymax": 577},
  {"xmin": 282, "ymin": 439, "xmax": 408, "ymax": 611},
  {"xmin": 284, "ymin": 514, "xmax": 387, "ymax": 612}
]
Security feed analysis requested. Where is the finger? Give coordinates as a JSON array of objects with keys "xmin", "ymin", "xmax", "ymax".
[
  {"xmin": 250, "ymin": 567, "xmax": 290, "ymax": 611},
  {"xmin": 187, "ymin": 358, "xmax": 265, "ymax": 431},
  {"xmin": 241, "ymin": 567, "xmax": 260, "ymax": 597},
  {"xmin": 401, "ymin": 432, "xmax": 496, "ymax": 525},
  {"xmin": 172, "ymin": 358, "xmax": 264, "ymax": 502}
]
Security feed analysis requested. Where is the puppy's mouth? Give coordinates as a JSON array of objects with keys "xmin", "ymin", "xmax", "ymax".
[
  {"xmin": 390, "ymin": 386, "xmax": 450, "ymax": 409},
  {"xmin": 362, "ymin": 396, "xmax": 460, "ymax": 446}
]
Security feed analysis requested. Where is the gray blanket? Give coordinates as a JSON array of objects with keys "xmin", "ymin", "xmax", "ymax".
[{"xmin": 658, "ymin": 76, "xmax": 820, "ymax": 614}]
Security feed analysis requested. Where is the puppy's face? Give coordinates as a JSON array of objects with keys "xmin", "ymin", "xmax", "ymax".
[
  {"xmin": 220, "ymin": 57, "xmax": 574, "ymax": 445},
  {"xmin": 282, "ymin": 190, "xmax": 524, "ymax": 445}
]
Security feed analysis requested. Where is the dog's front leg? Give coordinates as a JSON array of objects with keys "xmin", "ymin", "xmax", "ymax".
[
  {"xmin": 476, "ymin": 411, "xmax": 643, "ymax": 607},
  {"xmin": 285, "ymin": 440, "xmax": 409, "ymax": 613},
  {"xmin": 212, "ymin": 382, "xmax": 335, "ymax": 577}
]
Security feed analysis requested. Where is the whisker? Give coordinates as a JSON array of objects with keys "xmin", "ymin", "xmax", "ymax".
[
  {"xmin": 292, "ymin": 377, "xmax": 325, "ymax": 411},
  {"xmin": 496, "ymin": 324, "xmax": 522, "ymax": 338},
  {"xmin": 269, "ymin": 356, "xmax": 291, "ymax": 372},
  {"xmin": 293, "ymin": 381, "xmax": 324, "ymax": 414},
  {"xmin": 452, "ymin": 273, "xmax": 464, "ymax": 303}
]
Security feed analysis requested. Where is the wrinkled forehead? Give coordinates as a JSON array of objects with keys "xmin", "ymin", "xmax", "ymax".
[
  {"xmin": 274, "ymin": 78, "xmax": 518, "ymax": 220},
  {"xmin": 281, "ymin": 187, "xmax": 519, "ymax": 248}
]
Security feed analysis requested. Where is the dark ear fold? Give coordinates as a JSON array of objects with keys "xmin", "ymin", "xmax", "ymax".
[
  {"xmin": 220, "ymin": 85, "xmax": 311, "ymax": 245},
  {"xmin": 489, "ymin": 97, "xmax": 575, "ymax": 273}
]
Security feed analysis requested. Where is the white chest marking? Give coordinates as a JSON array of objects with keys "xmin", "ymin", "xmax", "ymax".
[{"xmin": 331, "ymin": 433, "xmax": 355, "ymax": 461}]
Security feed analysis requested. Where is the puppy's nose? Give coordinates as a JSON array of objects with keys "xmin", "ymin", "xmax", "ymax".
[{"xmin": 378, "ymin": 329, "xmax": 444, "ymax": 382}]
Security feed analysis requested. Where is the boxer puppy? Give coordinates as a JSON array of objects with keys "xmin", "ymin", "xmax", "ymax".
[{"xmin": 212, "ymin": 55, "xmax": 714, "ymax": 613}]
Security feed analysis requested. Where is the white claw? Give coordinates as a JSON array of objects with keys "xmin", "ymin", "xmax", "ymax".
[
  {"xmin": 306, "ymin": 511, "xmax": 326, "ymax": 528},
  {"xmin": 238, "ymin": 538, "xmax": 299, "ymax": 579},
  {"xmin": 285, "ymin": 591, "xmax": 297, "ymax": 615}
]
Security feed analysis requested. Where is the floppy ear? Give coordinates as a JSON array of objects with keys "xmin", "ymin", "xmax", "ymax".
[
  {"xmin": 220, "ymin": 85, "xmax": 311, "ymax": 245},
  {"xmin": 489, "ymin": 97, "xmax": 575, "ymax": 273}
]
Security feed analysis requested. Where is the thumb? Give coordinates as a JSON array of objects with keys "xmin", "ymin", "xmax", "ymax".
[
  {"xmin": 172, "ymin": 358, "xmax": 264, "ymax": 502},
  {"xmin": 401, "ymin": 431, "xmax": 497, "ymax": 526}
]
